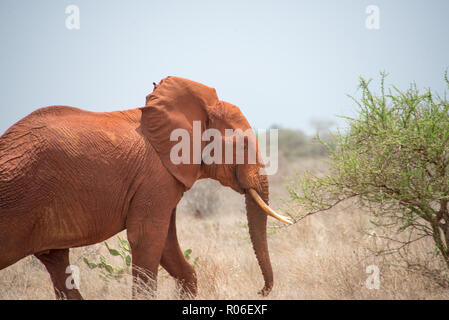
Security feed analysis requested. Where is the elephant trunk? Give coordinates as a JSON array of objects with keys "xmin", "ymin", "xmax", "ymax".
[{"xmin": 245, "ymin": 178, "xmax": 273, "ymax": 296}]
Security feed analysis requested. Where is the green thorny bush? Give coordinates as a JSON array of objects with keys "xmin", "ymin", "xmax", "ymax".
[
  {"xmin": 288, "ymin": 72, "xmax": 449, "ymax": 286},
  {"xmin": 83, "ymin": 236, "xmax": 198, "ymax": 282}
]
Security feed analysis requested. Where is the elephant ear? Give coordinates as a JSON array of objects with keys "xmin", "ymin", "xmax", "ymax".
[{"xmin": 141, "ymin": 76, "xmax": 219, "ymax": 189}]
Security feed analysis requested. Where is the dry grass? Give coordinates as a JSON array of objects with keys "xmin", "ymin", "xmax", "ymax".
[{"xmin": 1, "ymin": 158, "xmax": 448, "ymax": 299}]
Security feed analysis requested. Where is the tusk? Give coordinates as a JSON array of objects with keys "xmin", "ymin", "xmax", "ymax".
[{"xmin": 248, "ymin": 188, "xmax": 293, "ymax": 225}]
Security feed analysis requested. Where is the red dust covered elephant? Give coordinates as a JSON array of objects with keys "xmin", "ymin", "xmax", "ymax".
[{"xmin": 0, "ymin": 76, "xmax": 291, "ymax": 299}]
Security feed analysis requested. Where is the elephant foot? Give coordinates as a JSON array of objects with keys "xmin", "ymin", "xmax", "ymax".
[{"xmin": 177, "ymin": 277, "xmax": 197, "ymax": 299}]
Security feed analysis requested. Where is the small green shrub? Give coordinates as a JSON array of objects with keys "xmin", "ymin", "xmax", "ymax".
[
  {"xmin": 288, "ymin": 72, "xmax": 449, "ymax": 282},
  {"xmin": 83, "ymin": 236, "xmax": 131, "ymax": 281},
  {"xmin": 84, "ymin": 236, "xmax": 198, "ymax": 282},
  {"xmin": 271, "ymin": 125, "xmax": 334, "ymax": 159}
]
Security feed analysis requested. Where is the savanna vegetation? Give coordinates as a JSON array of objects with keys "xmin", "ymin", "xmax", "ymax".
[
  {"xmin": 288, "ymin": 72, "xmax": 449, "ymax": 288},
  {"xmin": 1, "ymin": 73, "xmax": 449, "ymax": 299}
]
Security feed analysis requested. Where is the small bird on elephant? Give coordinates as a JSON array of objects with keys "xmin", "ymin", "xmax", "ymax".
[{"xmin": 0, "ymin": 76, "xmax": 292, "ymax": 299}]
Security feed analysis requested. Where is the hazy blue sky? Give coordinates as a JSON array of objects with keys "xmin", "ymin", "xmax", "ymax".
[{"xmin": 0, "ymin": 0, "xmax": 448, "ymax": 135}]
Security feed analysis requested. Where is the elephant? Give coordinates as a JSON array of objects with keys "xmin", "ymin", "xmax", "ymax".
[{"xmin": 0, "ymin": 76, "xmax": 292, "ymax": 299}]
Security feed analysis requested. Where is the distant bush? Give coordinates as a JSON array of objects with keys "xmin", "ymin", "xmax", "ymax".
[
  {"xmin": 178, "ymin": 179, "xmax": 226, "ymax": 218},
  {"xmin": 177, "ymin": 178, "xmax": 245, "ymax": 218},
  {"xmin": 270, "ymin": 125, "xmax": 333, "ymax": 159}
]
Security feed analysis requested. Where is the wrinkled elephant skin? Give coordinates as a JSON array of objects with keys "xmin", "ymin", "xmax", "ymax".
[{"xmin": 0, "ymin": 76, "xmax": 282, "ymax": 299}]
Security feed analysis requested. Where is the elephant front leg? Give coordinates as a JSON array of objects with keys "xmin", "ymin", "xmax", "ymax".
[
  {"xmin": 160, "ymin": 209, "xmax": 197, "ymax": 298},
  {"xmin": 126, "ymin": 212, "xmax": 171, "ymax": 299}
]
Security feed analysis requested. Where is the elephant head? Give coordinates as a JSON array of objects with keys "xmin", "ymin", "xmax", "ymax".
[{"xmin": 141, "ymin": 76, "xmax": 292, "ymax": 295}]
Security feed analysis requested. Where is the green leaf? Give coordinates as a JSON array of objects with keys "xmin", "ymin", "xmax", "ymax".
[
  {"xmin": 184, "ymin": 248, "xmax": 192, "ymax": 260},
  {"xmin": 83, "ymin": 257, "xmax": 97, "ymax": 269},
  {"xmin": 115, "ymin": 267, "xmax": 125, "ymax": 274},
  {"xmin": 105, "ymin": 242, "xmax": 120, "ymax": 256},
  {"xmin": 117, "ymin": 236, "xmax": 131, "ymax": 252},
  {"xmin": 193, "ymin": 257, "xmax": 199, "ymax": 268},
  {"xmin": 104, "ymin": 264, "xmax": 114, "ymax": 274}
]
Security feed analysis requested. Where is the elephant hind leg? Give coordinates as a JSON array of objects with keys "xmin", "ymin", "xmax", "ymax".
[
  {"xmin": 126, "ymin": 213, "xmax": 171, "ymax": 299},
  {"xmin": 160, "ymin": 209, "xmax": 197, "ymax": 298},
  {"xmin": 34, "ymin": 249, "xmax": 83, "ymax": 300}
]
